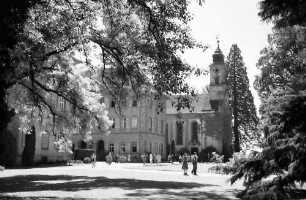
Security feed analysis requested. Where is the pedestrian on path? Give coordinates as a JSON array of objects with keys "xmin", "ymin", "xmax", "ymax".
[
  {"xmin": 141, "ymin": 153, "xmax": 147, "ymax": 166},
  {"xmin": 182, "ymin": 153, "xmax": 189, "ymax": 175},
  {"xmin": 191, "ymin": 152, "xmax": 198, "ymax": 175},
  {"xmin": 106, "ymin": 152, "xmax": 112, "ymax": 165},
  {"xmin": 91, "ymin": 153, "xmax": 96, "ymax": 168},
  {"xmin": 149, "ymin": 153, "xmax": 153, "ymax": 164}
]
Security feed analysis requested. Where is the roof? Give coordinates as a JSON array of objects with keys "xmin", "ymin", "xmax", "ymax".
[{"xmin": 166, "ymin": 93, "xmax": 212, "ymax": 114}]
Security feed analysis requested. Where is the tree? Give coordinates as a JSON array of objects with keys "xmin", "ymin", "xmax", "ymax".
[
  {"xmin": 231, "ymin": 25, "xmax": 306, "ymax": 199},
  {"xmin": 22, "ymin": 125, "xmax": 36, "ymax": 167},
  {"xmin": 226, "ymin": 44, "xmax": 259, "ymax": 152},
  {"xmin": 258, "ymin": 0, "xmax": 306, "ymax": 28},
  {"xmin": 0, "ymin": 0, "xmax": 205, "ymax": 150}
]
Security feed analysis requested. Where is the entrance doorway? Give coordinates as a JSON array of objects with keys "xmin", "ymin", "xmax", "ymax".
[{"xmin": 190, "ymin": 147, "xmax": 198, "ymax": 154}]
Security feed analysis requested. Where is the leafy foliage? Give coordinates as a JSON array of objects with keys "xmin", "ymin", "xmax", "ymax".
[
  {"xmin": 258, "ymin": 0, "xmax": 306, "ymax": 28},
  {"xmin": 1, "ymin": 0, "xmax": 206, "ymax": 151},
  {"xmin": 226, "ymin": 44, "xmax": 259, "ymax": 152},
  {"xmin": 198, "ymin": 146, "xmax": 217, "ymax": 162},
  {"xmin": 209, "ymin": 152, "xmax": 248, "ymax": 175},
  {"xmin": 209, "ymin": 152, "xmax": 224, "ymax": 163},
  {"xmin": 232, "ymin": 24, "xmax": 306, "ymax": 199}
]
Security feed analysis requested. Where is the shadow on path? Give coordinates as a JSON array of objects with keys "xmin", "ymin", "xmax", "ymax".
[{"xmin": 0, "ymin": 174, "xmax": 238, "ymax": 199}]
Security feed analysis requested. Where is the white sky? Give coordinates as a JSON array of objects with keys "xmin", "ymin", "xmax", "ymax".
[{"xmin": 184, "ymin": 0, "xmax": 273, "ymax": 111}]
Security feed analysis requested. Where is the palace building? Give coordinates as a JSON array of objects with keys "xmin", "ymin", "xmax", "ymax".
[{"xmin": 10, "ymin": 43, "xmax": 232, "ymax": 164}]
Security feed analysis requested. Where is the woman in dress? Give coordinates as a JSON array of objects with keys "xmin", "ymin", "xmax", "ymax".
[{"xmin": 182, "ymin": 153, "xmax": 189, "ymax": 175}]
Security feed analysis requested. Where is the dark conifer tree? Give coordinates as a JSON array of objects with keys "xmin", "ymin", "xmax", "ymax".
[
  {"xmin": 226, "ymin": 44, "xmax": 259, "ymax": 152},
  {"xmin": 230, "ymin": 26, "xmax": 306, "ymax": 200}
]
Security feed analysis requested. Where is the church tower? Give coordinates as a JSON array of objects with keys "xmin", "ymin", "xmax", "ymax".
[
  {"xmin": 209, "ymin": 40, "xmax": 228, "ymax": 112},
  {"xmin": 208, "ymin": 40, "xmax": 232, "ymax": 160}
]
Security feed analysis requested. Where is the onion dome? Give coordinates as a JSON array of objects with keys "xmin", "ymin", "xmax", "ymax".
[{"xmin": 212, "ymin": 40, "xmax": 224, "ymax": 63}]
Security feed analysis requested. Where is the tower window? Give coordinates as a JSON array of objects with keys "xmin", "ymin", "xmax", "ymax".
[
  {"xmin": 132, "ymin": 99, "xmax": 138, "ymax": 107},
  {"xmin": 210, "ymin": 100, "xmax": 219, "ymax": 111},
  {"xmin": 215, "ymin": 76, "xmax": 219, "ymax": 84},
  {"xmin": 110, "ymin": 100, "xmax": 115, "ymax": 108}
]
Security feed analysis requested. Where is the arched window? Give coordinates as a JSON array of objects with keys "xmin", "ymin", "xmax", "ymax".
[
  {"xmin": 80, "ymin": 141, "xmax": 86, "ymax": 149},
  {"xmin": 97, "ymin": 140, "xmax": 104, "ymax": 152},
  {"xmin": 120, "ymin": 142, "xmax": 126, "ymax": 153},
  {"xmin": 159, "ymin": 143, "xmax": 163, "ymax": 155},
  {"xmin": 215, "ymin": 76, "xmax": 219, "ymax": 84},
  {"xmin": 171, "ymin": 140, "xmax": 175, "ymax": 154},
  {"xmin": 148, "ymin": 117, "xmax": 152, "ymax": 130},
  {"xmin": 154, "ymin": 143, "xmax": 158, "ymax": 153},
  {"xmin": 109, "ymin": 143, "xmax": 114, "ymax": 152},
  {"xmin": 192, "ymin": 121, "xmax": 199, "ymax": 142},
  {"xmin": 176, "ymin": 121, "xmax": 183, "ymax": 145},
  {"xmin": 161, "ymin": 144, "xmax": 163, "ymax": 155},
  {"xmin": 144, "ymin": 141, "xmax": 147, "ymax": 152}
]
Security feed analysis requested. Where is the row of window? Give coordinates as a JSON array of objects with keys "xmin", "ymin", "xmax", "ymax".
[
  {"xmin": 145, "ymin": 142, "xmax": 164, "ymax": 154},
  {"xmin": 166, "ymin": 121, "xmax": 202, "ymax": 146},
  {"xmin": 101, "ymin": 97, "xmax": 164, "ymax": 112},
  {"xmin": 148, "ymin": 117, "xmax": 164, "ymax": 133},
  {"xmin": 110, "ymin": 116, "xmax": 164, "ymax": 132},
  {"xmin": 108, "ymin": 142, "xmax": 138, "ymax": 153},
  {"xmin": 111, "ymin": 117, "xmax": 138, "ymax": 129}
]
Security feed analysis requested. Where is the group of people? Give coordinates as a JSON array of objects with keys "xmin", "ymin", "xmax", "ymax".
[
  {"xmin": 92, "ymin": 151, "xmax": 198, "ymax": 176},
  {"xmin": 181, "ymin": 152, "xmax": 198, "ymax": 175},
  {"xmin": 141, "ymin": 153, "xmax": 162, "ymax": 165}
]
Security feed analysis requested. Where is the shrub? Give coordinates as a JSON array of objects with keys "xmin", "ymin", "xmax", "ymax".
[
  {"xmin": 74, "ymin": 149, "xmax": 94, "ymax": 160},
  {"xmin": 177, "ymin": 147, "xmax": 190, "ymax": 155},
  {"xmin": 209, "ymin": 152, "xmax": 248, "ymax": 175},
  {"xmin": 210, "ymin": 152, "xmax": 224, "ymax": 163},
  {"xmin": 84, "ymin": 157, "xmax": 91, "ymax": 163},
  {"xmin": 118, "ymin": 156, "xmax": 126, "ymax": 163},
  {"xmin": 199, "ymin": 146, "xmax": 218, "ymax": 162},
  {"xmin": 97, "ymin": 150, "xmax": 108, "ymax": 161}
]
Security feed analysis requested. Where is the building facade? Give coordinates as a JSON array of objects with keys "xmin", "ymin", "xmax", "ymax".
[
  {"xmin": 71, "ymin": 91, "xmax": 167, "ymax": 161},
  {"xmin": 10, "ymin": 44, "xmax": 232, "ymax": 164},
  {"xmin": 165, "ymin": 43, "xmax": 232, "ymax": 159}
]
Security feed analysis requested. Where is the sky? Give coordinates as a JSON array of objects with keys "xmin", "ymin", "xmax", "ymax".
[{"xmin": 183, "ymin": 0, "xmax": 273, "ymax": 111}]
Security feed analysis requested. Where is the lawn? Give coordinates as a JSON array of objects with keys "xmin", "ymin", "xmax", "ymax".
[
  {"xmin": 0, "ymin": 162, "xmax": 304, "ymax": 199},
  {"xmin": 0, "ymin": 162, "xmax": 243, "ymax": 199}
]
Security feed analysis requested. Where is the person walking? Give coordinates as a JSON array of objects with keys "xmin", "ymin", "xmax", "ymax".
[
  {"xmin": 106, "ymin": 152, "xmax": 113, "ymax": 165},
  {"xmin": 91, "ymin": 153, "xmax": 96, "ymax": 168},
  {"xmin": 141, "ymin": 153, "xmax": 147, "ymax": 166},
  {"xmin": 149, "ymin": 153, "xmax": 153, "ymax": 164},
  {"xmin": 168, "ymin": 154, "xmax": 172, "ymax": 164},
  {"xmin": 182, "ymin": 153, "xmax": 189, "ymax": 175},
  {"xmin": 191, "ymin": 152, "xmax": 198, "ymax": 175}
]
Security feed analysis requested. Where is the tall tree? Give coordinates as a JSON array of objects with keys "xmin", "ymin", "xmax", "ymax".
[
  {"xmin": 226, "ymin": 44, "xmax": 259, "ymax": 152},
  {"xmin": 230, "ymin": 26, "xmax": 306, "ymax": 200},
  {"xmin": 0, "ymin": 0, "xmax": 205, "ymax": 152}
]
